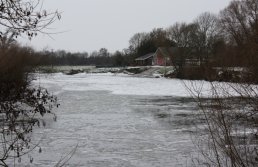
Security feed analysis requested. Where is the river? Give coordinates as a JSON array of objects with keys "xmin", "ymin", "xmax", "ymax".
[{"xmin": 14, "ymin": 73, "xmax": 200, "ymax": 167}]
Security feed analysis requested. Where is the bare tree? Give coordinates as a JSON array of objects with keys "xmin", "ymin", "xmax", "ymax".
[
  {"xmin": 188, "ymin": 1, "xmax": 258, "ymax": 166},
  {"xmin": 219, "ymin": 0, "xmax": 258, "ymax": 82},
  {"xmin": 194, "ymin": 12, "xmax": 219, "ymax": 66},
  {"xmin": 129, "ymin": 32, "xmax": 148, "ymax": 53},
  {"xmin": 0, "ymin": 0, "xmax": 61, "ymax": 166},
  {"xmin": 167, "ymin": 22, "xmax": 198, "ymax": 78},
  {"xmin": 149, "ymin": 28, "xmax": 172, "ymax": 47},
  {"xmin": 0, "ymin": 29, "xmax": 16, "ymax": 50},
  {"xmin": 189, "ymin": 79, "xmax": 258, "ymax": 167},
  {"xmin": 219, "ymin": 0, "xmax": 254, "ymax": 46},
  {"xmin": 0, "ymin": 0, "xmax": 61, "ymax": 39}
]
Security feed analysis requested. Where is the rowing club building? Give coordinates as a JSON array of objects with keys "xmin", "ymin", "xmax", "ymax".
[{"xmin": 135, "ymin": 47, "xmax": 174, "ymax": 66}]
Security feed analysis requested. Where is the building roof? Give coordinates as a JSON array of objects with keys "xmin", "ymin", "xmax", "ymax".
[
  {"xmin": 156, "ymin": 47, "xmax": 177, "ymax": 57},
  {"xmin": 135, "ymin": 47, "xmax": 177, "ymax": 61},
  {"xmin": 135, "ymin": 53, "xmax": 155, "ymax": 61}
]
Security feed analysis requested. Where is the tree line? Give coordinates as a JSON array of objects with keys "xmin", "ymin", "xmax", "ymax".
[
  {"xmin": 36, "ymin": 48, "xmax": 130, "ymax": 67},
  {"xmin": 1, "ymin": 0, "xmax": 255, "ymax": 82},
  {"xmin": 36, "ymin": 0, "xmax": 258, "ymax": 81},
  {"xmin": 187, "ymin": 1, "xmax": 258, "ymax": 166}
]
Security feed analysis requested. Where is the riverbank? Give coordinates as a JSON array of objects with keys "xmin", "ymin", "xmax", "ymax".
[
  {"xmin": 36, "ymin": 65, "xmax": 174, "ymax": 78},
  {"xmin": 36, "ymin": 65, "xmax": 252, "ymax": 83}
]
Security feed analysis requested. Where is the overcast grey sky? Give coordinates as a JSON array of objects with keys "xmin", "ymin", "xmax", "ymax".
[{"xmin": 19, "ymin": 0, "xmax": 232, "ymax": 53}]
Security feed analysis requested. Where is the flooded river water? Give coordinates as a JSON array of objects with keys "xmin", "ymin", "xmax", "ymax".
[{"xmin": 14, "ymin": 73, "xmax": 200, "ymax": 166}]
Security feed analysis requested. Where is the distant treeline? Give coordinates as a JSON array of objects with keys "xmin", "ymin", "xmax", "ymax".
[
  {"xmin": 37, "ymin": 48, "xmax": 131, "ymax": 67},
  {"xmin": 3, "ymin": 0, "xmax": 257, "ymax": 82},
  {"xmin": 38, "ymin": 0, "xmax": 257, "ymax": 71}
]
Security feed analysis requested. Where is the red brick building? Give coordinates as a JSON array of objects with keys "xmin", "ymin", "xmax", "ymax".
[{"xmin": 135, "ymin": 47, "xmax": 175, "ymax": 66}]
